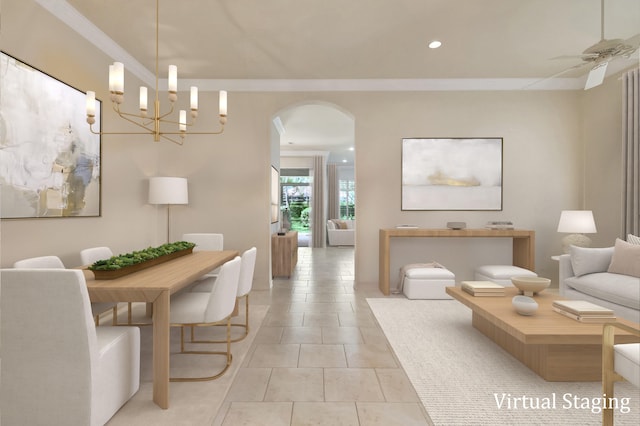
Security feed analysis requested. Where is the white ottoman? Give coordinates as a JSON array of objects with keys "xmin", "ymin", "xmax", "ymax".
[
  {"xmin": 474, "ymin": 265, "xmax": 537, "ymax": 287},
  {"xmin": 402, "ymin": 267, "xmax": 455, "ymax": 299}
]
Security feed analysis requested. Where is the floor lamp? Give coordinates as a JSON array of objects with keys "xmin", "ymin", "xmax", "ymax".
[{"xmin": 148, "ymin": 177, "xmax": 189, "ymax": 243}]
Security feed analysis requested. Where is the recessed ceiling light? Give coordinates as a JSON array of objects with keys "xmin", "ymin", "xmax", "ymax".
[
  {"xmin": 342, "ymin": 159, "xmax": 348, "ymax": 163},
  {"xmin": 428, "ymin": 40, "xmax": 442, "ymax": 49}
]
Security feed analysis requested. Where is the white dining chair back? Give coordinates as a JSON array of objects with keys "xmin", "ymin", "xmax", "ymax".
[
  {"xmin": 0, "ymin": 269, "xmax": 140, "ymax": 426},
  {"xmin": 13, "ymin": 255, "xmax": 64, "ymax": 268},
  {"xmin": 204, "ymin": 255, "xmax": 242, "ymax": 323},
  {"xmin": 80, "ymin": 246, "xmax": 114, "ymax": 265},
  {"xmin": 14, "ymin": 254, "xmax": 118, "ymax": 326},
  {"xmin": 182, "ymin": 233, "xmax": 223, "ymax": 251},
  {"xmin": 237, "ymin": 247, "xmax": 257, "ymax": 298},
  {"xmin": 182, "ymin": 233, "xmax": 224, "ymax": 283},
  {"xmin": 80, "ymin": 247, "xmax": 124, "ymax": 325}
]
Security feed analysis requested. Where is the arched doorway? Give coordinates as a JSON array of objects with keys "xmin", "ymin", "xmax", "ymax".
[{"xmin": 272, "ymin": 102, "xmax": 355, "ymax": 250}]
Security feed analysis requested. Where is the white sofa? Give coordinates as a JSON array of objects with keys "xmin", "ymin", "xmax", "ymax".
[
  {"xmin": 559, "ymin": 238, "xmax": 640, "ymax": 323},
  {"xmin": 326, "ymin": 219, "xmax": 355, "ymax": 246}
]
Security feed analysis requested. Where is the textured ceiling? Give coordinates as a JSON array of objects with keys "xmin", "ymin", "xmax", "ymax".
[
  {"xmin": 65, "ymin": 0, "xmax": 640, "ymax": 80},
  {"xmin": 54, "ymin": 0, "xmax": 640, "ymax": 164}
]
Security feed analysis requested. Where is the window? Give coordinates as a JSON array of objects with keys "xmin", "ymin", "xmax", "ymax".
[{"xmin": 339, "ymin": 178, "xmax": 355, "ymax": 219}]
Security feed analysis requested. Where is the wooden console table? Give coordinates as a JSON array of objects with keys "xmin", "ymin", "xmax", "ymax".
[
  {"xmin": 272, "ymin": 231, "xmax": 298, "ymax": 278},
  {"xmin": 379, "ymin": 228, "xmax": 535, "ymax": 295}
]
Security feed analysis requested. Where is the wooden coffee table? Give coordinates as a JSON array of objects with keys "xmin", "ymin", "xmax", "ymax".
[{"xmin": 446, "ymin": 286, "xmax": 639, "ymax": 381}]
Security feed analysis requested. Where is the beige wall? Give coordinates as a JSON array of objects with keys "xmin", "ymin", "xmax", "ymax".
[{"xmin": 1, "ymin": 1, "xmax": 628, "ymax": 291}]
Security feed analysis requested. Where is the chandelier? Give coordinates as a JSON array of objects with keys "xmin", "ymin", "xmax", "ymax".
[{"xmin": 85, "ymin": 0, "xmax": 227, "ymax": 145}]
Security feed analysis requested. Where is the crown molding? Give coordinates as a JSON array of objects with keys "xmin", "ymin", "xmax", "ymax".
[{"xmin": 38, "ymin": 0, "xmax": 591, "ymax": 93}]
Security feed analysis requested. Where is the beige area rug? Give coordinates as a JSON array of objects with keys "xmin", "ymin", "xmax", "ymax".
[
  {"xmin": 106, "ymin": 304, "xmax": 269, "ymax": 426},
  {"xmin": 367, "ymin": 298, "xmax": 640, "ymax": 426}
]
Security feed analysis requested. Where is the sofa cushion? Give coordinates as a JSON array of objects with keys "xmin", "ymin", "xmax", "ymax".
[
  {"xmin": 628, "ymin": 234, "xmax": 640, "ymax": 245},
  {"xmin": 608, "ymin": 238, "xmax": 640, "ymax": 278},
  {"xmin": 569, "ymin": 245, "xmax": 614, "ymax": 277},
  {"xmin": 565, "ymin": 273, "xmax": 640, "ymax": 310}
]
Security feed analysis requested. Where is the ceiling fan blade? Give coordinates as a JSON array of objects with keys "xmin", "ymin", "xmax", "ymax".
[
  {"xmin": 523, "ymin": 62, "xmax": 591, "ymax": 89},
  {"xmin": 551, "ymin": 54, "xmax": 599, "ymax": 61},
  {"xmin": 584, "ymin": 61, "xmax": 609, "ymax": 90},
  {"xmin": 623, "ymin": 33, "xmax": 640, "ymax": 50}
]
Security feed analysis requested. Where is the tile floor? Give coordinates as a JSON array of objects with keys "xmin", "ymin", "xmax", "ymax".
[{"xmin": 213, "ymin": 246, "xmax": 433, "ymax": 426}]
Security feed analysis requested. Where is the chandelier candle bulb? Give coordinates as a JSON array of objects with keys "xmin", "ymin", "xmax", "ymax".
[
  {"xmin": 112, "ymin": 62, "xmax": 124, "ymax": 94},
  {"xmin": 85, "ymin": 91, "xmax": 96, "ymax": 117},
  {"xmin": 179, "ymin": 110, "xmax": 186, "ymax": 132},
  {"xmin": 139, "ymin": 86, "xmax": 148, "ymax": 112},
  {"xmin": 219, "ymin": 90, "xmax": 227, "ymax": 117},
  {"xmin": 168, "ymin": 65, "xmax": 177, "ymax": 97},
  {"xmin": 108, "ymin": 64, "xmax": 115, "ymax": 91},
  {"xmin": 190, "ymin": 86, "xmax": 198, "ymax": 110}
]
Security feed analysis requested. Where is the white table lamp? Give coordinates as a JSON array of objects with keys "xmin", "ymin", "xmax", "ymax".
[
  {"xmin": 557, "ymin": 210, "xmax": 597, "ymax": 253},
  {"xmin": 149, "ymin": 177, "xmax": 188, "ymax": 243}
]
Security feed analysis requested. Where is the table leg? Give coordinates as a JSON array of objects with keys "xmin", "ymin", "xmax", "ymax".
[
  {"xmin": 152, "ymin": 290, "xmax": 170, "ymax": 409},
  {"xmin": 379, "ymin": 231, "xmax": 390, "ymax": 295}
]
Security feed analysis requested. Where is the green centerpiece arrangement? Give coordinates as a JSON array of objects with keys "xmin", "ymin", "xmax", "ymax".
[{"xmin": 89, "ymin": 241, "xmax": 196, "ymax": 279}]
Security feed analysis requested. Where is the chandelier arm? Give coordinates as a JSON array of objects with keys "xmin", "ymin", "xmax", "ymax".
[
  {"xmin": 113, "ymin": 109, "xmax": 157, "ymax": 134},
  {"xmin": 156, "ymin": 102, "xmax": 176, "ymax": 120},
  {"xmin": 88, "ymin": 122, "xmax": 155, "ymax": 136},
  {"xmin": 159, "ymin": 133, "xmax": 185, "ymax": 145}
]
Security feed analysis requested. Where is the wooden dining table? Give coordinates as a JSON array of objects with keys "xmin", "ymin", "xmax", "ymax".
[{"xmin": 84, "ymin": 250, "xmax": 239, "ymax": 409}]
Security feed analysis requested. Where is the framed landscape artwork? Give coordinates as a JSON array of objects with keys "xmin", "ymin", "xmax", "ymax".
[
  {"xmin": 0, "ymin": 51, "xmax": 101, "ymax": 218},
  {"xmin": 402, "ymin": 138, "xmax": 503, "ymax": 211}
]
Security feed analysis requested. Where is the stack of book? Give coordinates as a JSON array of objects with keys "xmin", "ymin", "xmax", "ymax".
[
  {"xmin": 485, "ymin": 221, "xmax": 514, "ymax": 230},
  {"xmin": 461, "ymin": 281, "xmax": 505, "ymax": 297},
  {"xmin": 552, "ymin": 300, "xmax": 616, "ymax": 323}
]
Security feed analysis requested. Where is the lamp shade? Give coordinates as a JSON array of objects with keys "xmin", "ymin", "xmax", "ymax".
[
  {"xmin": 148, "ymin": 177, "xmax": 188, "ymax": 205},
  {"xmin": 557, "ymin": 210, "xmax": 597, "ymax": 233}
]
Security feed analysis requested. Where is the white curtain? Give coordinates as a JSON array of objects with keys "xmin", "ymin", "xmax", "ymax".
[
  {"xmin": 327, "ymin": 164, "xmax": 339, "ymax": 220},
  {"xmin": 312, "ymin": 156, "xmax": 326, "ymax": 248},
  {"xmin": 622, "ymin": 68, "xmax": 640, "ymax": 237}
]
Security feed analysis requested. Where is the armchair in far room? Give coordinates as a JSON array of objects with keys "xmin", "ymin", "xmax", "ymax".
[{"xmin": 326, "ymin": 219, "xmax": 355, "ymax": 246}]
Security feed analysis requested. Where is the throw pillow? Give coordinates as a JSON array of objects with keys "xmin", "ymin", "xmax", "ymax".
[
  {"xmin": 627, "ymin": 234, "xmax": 640, "ymax": 245},
  {"xmin": 608, "ymin": 238, "xmax": 640, "ymax": 278},
  {"xmin": 569, "ymin": 245, "xmax": 614, "ymax": 277},
  {"xmin": 336, "ymin": 220, "xmax": 348, "ymax": 229}
]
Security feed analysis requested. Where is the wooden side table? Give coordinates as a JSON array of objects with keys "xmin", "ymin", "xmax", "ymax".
[{"xmin": 272, "ymin": 231, "xmax": 298, "ymax": 278}]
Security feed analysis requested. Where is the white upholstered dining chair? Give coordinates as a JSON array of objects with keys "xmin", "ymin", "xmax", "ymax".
[
  {"xmin": 192, "ymin": 247, "xmax": 257, "ymax": 343},
  {"xmin": 602, "ymin": 322, "xmax": 640, "ymax": 426},
  {"xmin": 169, "ymin": 255, "xmax": 241, "ymax": 382},
  {"xmin": 13, "ymin": 255, "xmax": 117, "ymax": 326},
  {"xmin": 0, "ymin": 269, "xmax": 140, "ymax": 426},
  {"xmin": 80, "ymin": 246, "xmax": 142, "ymax": 326},
  {"xmin": 182, "ymin": 232, "xmax": 224, "ymax": 285}
]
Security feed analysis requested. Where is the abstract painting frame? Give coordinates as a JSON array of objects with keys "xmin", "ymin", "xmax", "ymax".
[
  {"xmin": 271, "ymin": 166, "xmax": 280, "ymax": 223},
  {"xmin": 401, "ymin": 138, "xmax": 503, "ymax": 211},
  {"xmin": 0, "ymin": 51, "xmax": 101, "ymax": 218}
]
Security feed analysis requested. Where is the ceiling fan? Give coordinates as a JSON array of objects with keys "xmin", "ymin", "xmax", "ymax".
[{"xmin": 546, "ymin": 0, "xmax": 640, "ymax": 90}]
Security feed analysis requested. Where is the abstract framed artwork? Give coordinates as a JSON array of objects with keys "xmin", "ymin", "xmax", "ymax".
[
  {"xmin": 0, "ymin": 51, "xmax": 101, "ymax": 218},
  {"xmin": 402, "ymin": 138, "xmax": 503, "ymax": 211}
]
